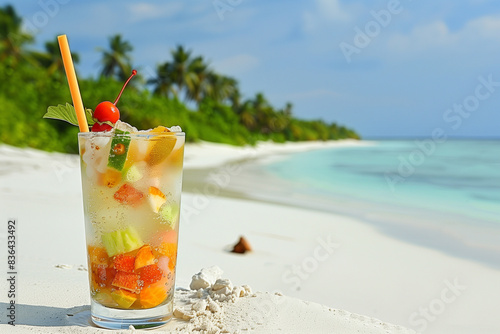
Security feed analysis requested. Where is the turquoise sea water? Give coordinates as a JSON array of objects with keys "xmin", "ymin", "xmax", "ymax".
[{"xmin": 264, "ymin": 140, "xmax": 500, "ymax": 268}]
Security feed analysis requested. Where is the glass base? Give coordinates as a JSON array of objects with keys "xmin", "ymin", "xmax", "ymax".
[{"xmin": 90, "ymin": 299, "xmax": 173, "ymax": 330}]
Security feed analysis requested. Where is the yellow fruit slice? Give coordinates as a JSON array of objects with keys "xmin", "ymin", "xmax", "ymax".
[
  {"xmin": 111, "ymin": 289, "xmax": 138, "ymax": 309},
  {"xmin": 146, "ymin": 134, "xmax": 177, "ymax": 166}
]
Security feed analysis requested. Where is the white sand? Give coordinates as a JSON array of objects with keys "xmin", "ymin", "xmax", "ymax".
[{"xmin": 0, "ymin": 141, "xmax": 499, "ymax": 333}]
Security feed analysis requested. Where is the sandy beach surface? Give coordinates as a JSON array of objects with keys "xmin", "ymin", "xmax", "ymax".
[{"xmin": 1, "ymin": 141, "xmax": 499, "ymax": 333}]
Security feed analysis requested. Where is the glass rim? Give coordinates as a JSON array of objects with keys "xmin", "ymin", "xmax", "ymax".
[{"xmin": 78, "ymin": 131, "xmax": 185, "ymax": 138}]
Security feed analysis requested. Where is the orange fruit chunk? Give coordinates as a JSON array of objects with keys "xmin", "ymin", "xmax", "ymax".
[
  {"xmin": 139, "ymin": 283, "xmax": 168, "ymax": 308},
  {"xmin": 157, "ymin": 242, "xmax": 177, "ymax": 271},
  {"xmin": 112, "ymin": 271, "xmax": 140, "ymax": 292},
  {"xmin": 135, "ymin": 245, "xmax": 155, "ymax": 270},
  {"xmin": 113, "ymin": 254, "xmax": 136, "ymax": 273},
  {"xmin": 99, "ymin": 168, "xmax": 122, "ymax": 188},
  {"xmin": 88, "ymin": 246, "xmax": 109, "ymax": 266},
  {"xmin": 114, "ymin": 183, "xmax": 144, "ymax": 206}
]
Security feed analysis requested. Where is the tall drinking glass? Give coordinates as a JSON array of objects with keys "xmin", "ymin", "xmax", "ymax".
[{"xmin": 78, "ymin": 129, "xmax": 184, "ymax": 329}]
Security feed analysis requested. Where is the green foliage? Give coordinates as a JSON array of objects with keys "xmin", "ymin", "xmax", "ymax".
[{"xmin": 0, "ymin": 4, "xmax": 360, "ymax": 153}]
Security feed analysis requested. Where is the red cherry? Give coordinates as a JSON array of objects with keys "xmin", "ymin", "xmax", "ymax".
[
  {"xmin": 91, "ymin": 122, "xmax": 113, "ymax": 132},
  {"xmin": 92, "ymin": 70, "xmax": 137, "ymax": 125},
  {"xmin": 93, "ymin": 101, "xmax": 120, "ymax": 124}
]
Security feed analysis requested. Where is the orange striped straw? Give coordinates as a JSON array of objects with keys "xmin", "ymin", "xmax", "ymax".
[{"xmin": 57, "ymin": 35, "xmax": 89, "ymax": 132}]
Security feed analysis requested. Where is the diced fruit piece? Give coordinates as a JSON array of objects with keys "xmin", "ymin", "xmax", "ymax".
[
  {"xmin": 113, "ymin": 255, "xmax": 136, "ymax": 273},
  {"xmin": 99, "ymin": 168, "xmax": 122, "ymax": 188},
  {"xmin": 139, "ymin": 283, "xmax": 168, "ymax": 308},
  {"xmin": 159, "ymin": 203, "xmax": 180, "ymax": 229},
  {"xmin": 157, "ymin": 242, "xmax": 177, "ymax": 271},
  {"xmin": 111, "ymin": 289, "xmax": 138, "ymax": 309},
  {"xmin": 138, "ymin": 264, "xmax": 163, "ymax": 286},
  {"xmin": 108, "ymin": 129, "xmax": 131, "ymax": 171},
  {"xmin": 114, "ymin": 183, "xmax": 144, "ymax": 206},
  {"xmin": 146, "ymin": 134, "xmax": 177, "ymax": 166},
  {"xmin": 135, "ymin": 245, "xmax": 155, "ymax": 270},
  {"xmin": 156, "ymin": 256, "xmax": 171, "ymax": 277},
  {"xmin": 153, "ymin": 230, "xmax": 178, "ymax": 245},
  {"xmin": 92, "ymin": 264, "xmax": 116, "ymax": 287},
  {"xmin": 150, "ymin": 126, "xmax": 170, "ymax": 133},
  {"xmin": 93, "ymin": 290, "xmax": 119, "ymax": 308},
  {"xmin": 123, "ymin": 163, "xmax": 143, "ymax": 183},
  {"xmin": 112, "ymin": 271, "xmax": 140, "ymax": 292},
  {"xmin": 121, "ymin": 227, "xmax": 144, "ymax": 253},
  {"xmin": 102, "ymin": 231, "xmax": 123, "ymax": 257},
  {"xmin": 88, "ymin": 246, "xmax": 109, "ymax": 265},
  {"xmin": 148, "ymin": 186, "xmax": 166, "ymax": 213},
  {"xmin": 102, "ymin": 226, "xmax": 144, "ymax": 257}
]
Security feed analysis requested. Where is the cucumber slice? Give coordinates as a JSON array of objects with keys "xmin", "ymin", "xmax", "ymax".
[
  {"xmin": 101, "ymin": 226, "xmax": 144, "ymax": 257},
  {"xmin": 108, "ymin": 129, "xmax": 131, "ymax": 171},
  {"xmin": 159, "ymin": 203, "xmax": 180, "ymax": 229},
  {"xmin": 123, "ymin": 163, "xmax": 143, "ymax": 183}
]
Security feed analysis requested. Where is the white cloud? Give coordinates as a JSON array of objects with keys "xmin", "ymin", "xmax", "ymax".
[
  {"xmin": 463, "ymin": 15, "xmax": 500, "ymax": 38},
  {"xmin": 211, "ymin": 54, "xmax": 259, "ymax": 76},
  {"xmin": 317, "ymin": 0, "xmax": 351, "ymax": 22},
  {"xmin": 385, "ymin": 15, "xmax": 500, "ymax": 57},
  {"xmin": 302, "ymin": 0, "xmax": 351, "ymax": 33},
  {"xmin": 127, "ymin": 2, "xmax": 184, "ymax": 22},
  {"xmin": 386, "ymin": 21, "xmax": 454, "ymax": 54}
]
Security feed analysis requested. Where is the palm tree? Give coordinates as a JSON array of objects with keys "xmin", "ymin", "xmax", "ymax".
[
  {"xmin": 185, "ymin": 56, "xmax": 210, "ymax": 103},
  {"xmin": 206, "ymin": 74, "xmax": 237, "ymax": 103},
  {"xmin": 0, "ymin": 5, "xmax": 34, "ymax": 66},
  {"xmin": 252, "ymin": 93, "xmax": 274, "ymax": 133},
  {"xmin": 238, "ymin": 100, "xmax": 256, "ymax": 130},
  {"xmin": 148, "ymin": 61, "xmax": 176, "ymax": 98},
  {"xmin": 229, "ymin": 87, "xmax": 241, "ymax": 111},
  {"xmin": 170, "ymin": 45, "xmax": 195, "ymax": 98},
  {"xmin": 98, "ymin": 34, "xmax": 133, "ymax": 80}
]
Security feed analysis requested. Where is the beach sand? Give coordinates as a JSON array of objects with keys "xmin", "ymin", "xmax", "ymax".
[{"xmin": 0, "ymin": 141, "xmax": 499, "ymax": 333}]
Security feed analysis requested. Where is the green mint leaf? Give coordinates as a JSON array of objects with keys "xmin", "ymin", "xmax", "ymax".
[
  {"xmin": 86, "ymin": 108, "xmax": 95, "ymax": 126},
  {"xmin": 44, "ymin": 103, "xmax": 94, "ymax": 126}
]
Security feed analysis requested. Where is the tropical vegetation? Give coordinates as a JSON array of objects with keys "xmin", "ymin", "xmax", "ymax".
[{"xmin": 0, "ymin": 4, "xmax": 360, "ymax": 154}]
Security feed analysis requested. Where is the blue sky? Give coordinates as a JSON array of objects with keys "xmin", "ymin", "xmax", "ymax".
[{"xmin": 6, "ymin": 0, "xmax": 500, "ymax": 138}]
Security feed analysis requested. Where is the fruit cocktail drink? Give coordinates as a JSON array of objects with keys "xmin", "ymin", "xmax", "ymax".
[
  {"xmin": 78, "ymin": 123, "xmax": 184, "ymax": 329},
  {"xmin": 50, "ymin": 36, "xmax": 185, "ymax": 329}
]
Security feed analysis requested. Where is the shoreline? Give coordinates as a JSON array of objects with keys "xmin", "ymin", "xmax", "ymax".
[{"xmin": 183, "ymin": 140, "xmax": 500, "ymax": 271}]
